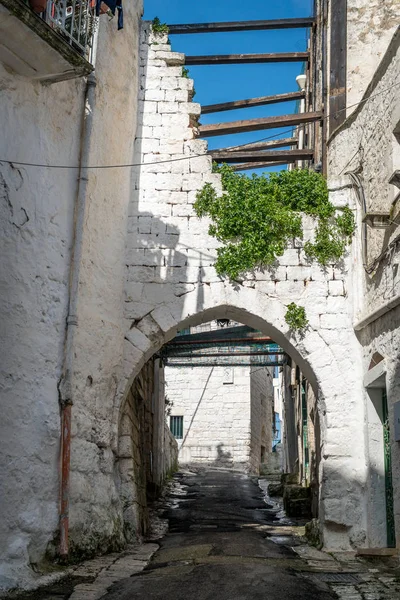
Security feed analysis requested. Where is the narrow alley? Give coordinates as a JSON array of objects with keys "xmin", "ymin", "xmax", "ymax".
[
  {"xmin": 108, "ymin": 468, "xmax": 335, "ymax": 600},
  {"xmin": 1, "ymin": 0, "xmax": 400, "ymax": 594},
  {"xmin": 23, "ymin": 469, "xmax": 400, "ymax": 600}
]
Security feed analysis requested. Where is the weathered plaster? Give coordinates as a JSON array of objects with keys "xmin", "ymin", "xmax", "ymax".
[
  {"xmin": 0, "ymin": 0, "xmax": 144, "ymax": 588},
  {"xmin": 329, "ymin": 26, "xmax": 400, "ymax": 548},
  {"xmin": 346, "ymin": 0, "xmax": 399, "ymax": 112},
  {"xmin": 117, "ymin": 23, "xmax": 367, "ymax": 552}
]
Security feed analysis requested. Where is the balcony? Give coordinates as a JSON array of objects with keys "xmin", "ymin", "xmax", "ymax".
[{"xmin": 0, "ymin": 0, "xmax": 95, "ymax": 83}]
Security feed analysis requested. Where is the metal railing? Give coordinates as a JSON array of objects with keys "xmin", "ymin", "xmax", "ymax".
[{"xmin": 44, "ymin": 0, "xmax": 97, "ymax": 61}]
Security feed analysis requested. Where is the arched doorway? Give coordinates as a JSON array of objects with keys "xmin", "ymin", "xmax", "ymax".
[{"xmin": 115, "ymin": 292, "xmax": 367, "ymax": 551}]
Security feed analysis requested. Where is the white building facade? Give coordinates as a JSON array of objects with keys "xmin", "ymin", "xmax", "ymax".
[{"xmin": 0, "ymin": 0, "xmax": 399, "ymax": 591}]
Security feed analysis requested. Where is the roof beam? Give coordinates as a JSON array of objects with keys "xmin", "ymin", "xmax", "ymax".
[
  {"xmin": 199, "ymin": 112, "xmax": 322, "ymax": 137},
  {"xmin": 167, "ymin": 17, "xmax": 315, "ymax": 34},
  {"xmin": 232, "ymin": 161, "xmax": 289, "ymax": 171},
  {"xmin": 210, "ymin": 148, "xmax": 314, "ymax": 164},
  {"xmin": 185, "ymin": 52, "xmax": 309, "ymax": 65},
  {"xmin": 212, "ymin": 138, "xmax": 298, "ymax": 153},
  {"xmin": 201, "ymin": 91, "xmax": 305, "ymax": 114}
]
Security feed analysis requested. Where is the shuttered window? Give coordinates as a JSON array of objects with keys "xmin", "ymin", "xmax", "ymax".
[{"xmin": 170, "ymin": 416, "xmax": 183, "ymax": 439}]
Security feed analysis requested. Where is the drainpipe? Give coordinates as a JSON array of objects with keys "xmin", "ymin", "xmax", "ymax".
[
  {"xmin": 58, "ymin": 70, "xmax": 97, "ymax": 558},
  {"xmin": 296, "ymin": 73, "xmax": 307, "ymax": 169}
]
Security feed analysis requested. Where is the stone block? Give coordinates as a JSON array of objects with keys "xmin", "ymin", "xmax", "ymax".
[
  {"xmin": 165, "ymin": 89, "xmax": 190, "ymax": 102},
  {"xmin": 283, "ymin": 485, "xmax": 312, "ymax": 518},
  {"xmin": 140, "ymin": 113, "xmax": 162, "ymax": 127},
  {"xmin": 328, "ymin": 280, "xmax": 345, "ymax": 296},
  {"xmin": 70, "ymin": 439, "xmax": 100, "ymax": 474},
  {"xmin": 160, "ymin": 77, "xmax": 179, "ymax": 90},
  {"xmin": 136, "ymin": 137, "xmax": 161, "ymax": 154},
  {"xmin": 182, "ymin": 174, "xmax": 204, "ymax": 191},
  {"xmin": 125, "ymin": 282, "xmax": 144, "ymax": 302},
  {"xmin": 179, "ymin": 102, "xmax": 201, "ymax": 115},
  {"xmin": 158, "ymin": 101, "xmax": 179, "ymax": 114},
  {"xmin": 140, "ymin": 100, "xmax": 158, "ymax": 114},
  {"xmin": 144, "ymin": 89, "xmax": 165, "ymax": 102},
  {"xmin": 125, "ymin": 328, "xmax": 152, "ymax": 354},
  {"xmin": 161, "ymin": 140, "xmax": 185, "ymax": 154},
  {"xmin": 162, "ymin": 113, "xmax": 190, "ymax": 128},
  {"xmin": 151, "ymin": 305, "xmax": 179, "ymax": 334},
  {"xmin": 189, "ymin": 156, "xmax": 213, "ymax": 173},
  {"xmin": 319, "ymin": 313, "xmax": 349, "ymax": 330},
  {"xmin": 155, "ymin": 173, "xmax": 183, "ymax": 191},
  {"xmin": 146, "ymin": 66, "xmax": 172, "ymax": 78},
  {"xmin": 184, "ymin": 140, "xmax": 209, "ymax": 155},
  {"xmin": 286, "ymin": 265, "xmax": 312, "ymax": 281},
  {"xmin": 155, "ymin": 51, "xmax": 185, "ymax": 65}
]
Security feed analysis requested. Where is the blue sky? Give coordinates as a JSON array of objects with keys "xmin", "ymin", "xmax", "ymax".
[{"xmin": 143, "ymin": 0, "xmax": 313, "ymax": 172}]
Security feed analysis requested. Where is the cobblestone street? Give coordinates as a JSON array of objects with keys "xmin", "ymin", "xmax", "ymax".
[{"xmin": 11, "ymin": 469, "xmax": 400, "ymax": 600}]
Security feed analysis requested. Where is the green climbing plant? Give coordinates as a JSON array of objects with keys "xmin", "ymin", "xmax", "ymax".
[
  {"xmin": 151, "ymin": 17, "xmax": 169, "ymax": 35},
  {"xmin": 285, "ymin": 303, "xmax": 309, "ymax": 331},
  {"xmin": 194, "ymin": 164, "xmax": 355, "ymax": 280}
]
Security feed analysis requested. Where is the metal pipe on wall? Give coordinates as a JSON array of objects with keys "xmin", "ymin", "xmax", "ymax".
[{"xmin": 58, "ymin": 69, "xmax": 97, "ymax": 558}]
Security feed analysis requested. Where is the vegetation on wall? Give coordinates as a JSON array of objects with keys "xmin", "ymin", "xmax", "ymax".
[
  {"xmin": 151, "ymin": 17, "xmax": 169, "ymax": 35},
  {"xmin": 285, "ymin": 303, "xmax": 309, "ymax": 331},
  {"xmin": 194, "ymin": 164, "xmax": 355, "ymax": 280}
]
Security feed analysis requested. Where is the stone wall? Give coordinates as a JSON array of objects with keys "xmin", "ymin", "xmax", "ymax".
[
  {"xmin": 167, "ymin": 366, "xmax": 252, "ymax": 470},
  {"xmin": 328, "ymin": 28, "xmax": 400, "ymax": 548},
  {"xmin": 118, "ymin": 358, "xmax": 177, "ymax": 545},
  {"xmin": 166, "ymin": 364, "xmax": 273, "ymax": 473},
  {"xmin": 346, "ymin": 0, "xmax": 399, "ymax": 111},
  {"xmin": 249, "ymin": 367, "xmax": 274, "ymax": 473},
  {"xmin": 120, "ymin": 22, "xmax": 368, "ymax": 551},
  {"xmin": 0, "ymin": 3, "xmax": 144, "ymax": 588},
  {"xmin": 0, "ymin": 13, "xmax": 386, "ymax": 588}
]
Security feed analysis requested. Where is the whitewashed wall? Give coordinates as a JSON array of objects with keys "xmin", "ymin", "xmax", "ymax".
[
  {"xmin": 0, "ymin": 3, "xmax": 143, "ymax": 589},
  {"xmin": 166, "ymin": 365, "xmax": 273, "ymax": 473},
  {"xmin": 328, "ymin": 28, "xmax": 400, "ymax": 548},
  {"xmin": 122, "ymin": 23, "xmax": 367, "ymax": 552}
]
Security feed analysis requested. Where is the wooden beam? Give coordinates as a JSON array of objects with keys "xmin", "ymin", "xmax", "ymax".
[
  {"xmin": 167, "ymin": 17, "xmax": 315, "ymax": 34},
  {"xmin": 199, "ymin": 112, "xmax": 322, "ymax": 137},
  {"xmin": 185, "ymin": 52, "xmax": 309, "ymax": 65},
  {"xmin": 213, "ymin": 138, "xmax": 298, "ymax": 153},
  {"xmin": 329, "ymin": 0, "xmax": 347, "ymax": 133},
  {"xmin": 210, "ymin": 149, "xmax": 314, "ymax": 163},
  {"xmin": 232, "ymin": 161, "xmax": 290, "ymax": 171},
  {"xmin": 201, "ymin": 91, "xmax": 305, "ymax": 114}
]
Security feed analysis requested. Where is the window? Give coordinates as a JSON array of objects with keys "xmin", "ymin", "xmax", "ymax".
[{"xmin": 170, "ymin": 416, "xmax": 183, "ymax": 439}]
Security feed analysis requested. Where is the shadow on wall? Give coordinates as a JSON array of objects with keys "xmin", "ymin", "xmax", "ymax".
[
  {"xmin": 215, "ymin": 442, "xmax": 233, "ymax": 467},
  {"xmin": 126, "ymin": 36, "xmax": 211, "ymax": 325}
]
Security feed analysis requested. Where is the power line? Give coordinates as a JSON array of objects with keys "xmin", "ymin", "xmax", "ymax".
[{"xmin": 1, "ymin": 79, "xmax": 399, "ymax": 171}]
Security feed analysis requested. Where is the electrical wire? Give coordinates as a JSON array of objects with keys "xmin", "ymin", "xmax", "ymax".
[{"xmin": 1, "ymin": 79, "xmax": 399, "ymax": 170}]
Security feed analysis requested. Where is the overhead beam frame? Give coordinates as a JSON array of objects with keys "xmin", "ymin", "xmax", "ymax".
[
  {"xmin": 199, "ymin": 111, "xmax": 322, "ymax": 137},
  {"xmin": 167, "ymin": 17, "xmax": 315, "ymax": 34},
  {"xmin": 210, "ymin": 148, "xmax": 313, "ymax": 164},
  {"xmin": 201, "ymin": 91, "xmax": 305, "ymax": 114},
  {"xmin": 185, "ymin": 52, "xmax": 309, "ymax": 65}
]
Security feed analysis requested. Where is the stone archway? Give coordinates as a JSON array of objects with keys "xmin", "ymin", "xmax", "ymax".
[{"xmin": 115, "ymin": 285, "xmax": 367, "ymax": 551}]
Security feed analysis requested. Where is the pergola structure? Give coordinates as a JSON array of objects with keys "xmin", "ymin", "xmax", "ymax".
[{"xmin": 160, "ymin": 325, "xmax": 287, "ymax": 367}]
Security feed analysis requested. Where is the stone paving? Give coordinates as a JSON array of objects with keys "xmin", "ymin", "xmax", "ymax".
[
  {"xmin": 288, "ymin": 544, "xmax": 400, "ymax": 600},
  {"xmin": 67, "ymin": 543, "xmax": 160, "ymax": 600},
  {"xmin": 7, "ymin": 473, "xmax": 400, "ymax": 600}
]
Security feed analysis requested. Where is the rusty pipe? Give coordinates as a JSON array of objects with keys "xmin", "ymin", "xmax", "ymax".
[
  {"xmin": 59, "ymin": 401, "xmax": 72, "ymax": 557},
  {"xmin": 58, "ymin": 70, "xmax": 97, "ymax": 558}
]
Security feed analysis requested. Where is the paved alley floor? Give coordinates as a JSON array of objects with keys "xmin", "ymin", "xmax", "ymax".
[
  {"xmin": 101, "ymin": 468, "xmax": 346, "ymax": 600},
  {"xmin": 9, "ymin": 468, "xmax": 400, "ymax": 600}
]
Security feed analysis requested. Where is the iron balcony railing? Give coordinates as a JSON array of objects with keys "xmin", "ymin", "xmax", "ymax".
[{"xmin": 43, "ymin": 0, "xmax": 97, "ymax": 61}]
